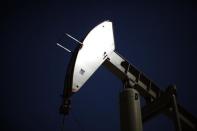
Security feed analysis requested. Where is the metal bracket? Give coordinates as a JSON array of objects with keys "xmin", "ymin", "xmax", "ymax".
[{"xmin": 59, "ymin": 99, "xmax": 71, "ymax": 115}]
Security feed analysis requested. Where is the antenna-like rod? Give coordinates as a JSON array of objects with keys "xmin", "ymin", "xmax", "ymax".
[
  {"xmin": 65, "ymin": 33, "xmax": 83, "ymax": 45},
  {"xmin": 57, "ymin": 43, "xmax": 71, "ymax": 53}
]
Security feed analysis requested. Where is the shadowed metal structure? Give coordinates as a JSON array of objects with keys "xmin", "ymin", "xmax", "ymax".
[{"xmin": 59, "ymin": 21, "xmax": 197, "ymax": 131}]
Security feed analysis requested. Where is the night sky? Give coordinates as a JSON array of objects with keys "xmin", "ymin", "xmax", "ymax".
[{"xmin": 1, "ymin": 1, "xmax": 197, "ymax": 131}]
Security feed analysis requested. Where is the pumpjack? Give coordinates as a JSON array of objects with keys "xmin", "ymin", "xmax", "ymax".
[{"xmin": 59, "ymin": 21, "xmax": 197, "ymax": 131}]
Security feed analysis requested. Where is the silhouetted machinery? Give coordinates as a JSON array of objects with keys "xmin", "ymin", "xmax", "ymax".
[{"xmin": 59, "ymin": 21, "xmax": 197, "ymax": 131}]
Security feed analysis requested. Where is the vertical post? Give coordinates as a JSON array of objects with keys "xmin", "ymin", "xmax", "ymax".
[
  {"xmin": 171, "ymin": 94, "xmax": 182, "ymax": 131},
  {"xmin": 119, "ymin": 87, "xmax": 143, "ymax": 131},
  {"xmin": 167, "ymin": 85, "xmax": 182, "ymax": 131}
]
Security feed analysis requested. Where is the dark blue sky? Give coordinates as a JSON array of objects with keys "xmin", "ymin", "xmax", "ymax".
[{"xmin": 2, "ymin": 1, "xmax": 197, "ymax": 131}]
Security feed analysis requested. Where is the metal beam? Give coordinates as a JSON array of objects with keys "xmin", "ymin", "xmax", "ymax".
[{"xmin": 103, "ymin": 51, "xmax": 197, "ymax": 130}]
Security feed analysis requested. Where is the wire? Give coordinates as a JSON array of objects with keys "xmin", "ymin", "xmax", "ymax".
[
  {"xmin": 61, "ymin": 115, "xmax": 65, "ymax": 131},
  {"xmin": 65, "ymin": 33, "xmax": 83, "ymax": 45},
  {"xmin": 72, "ymin": 111, "xmax": 85, "ymax": 131},
  {"xmin": 57, "ymin": 43, "xmax": 72, "ymax": 53},
  {"xmin": 60, "ymin": 112, "xmax": 85, "ymax": 131}
]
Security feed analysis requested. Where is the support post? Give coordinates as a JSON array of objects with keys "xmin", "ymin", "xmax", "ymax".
[
  {"xmin": 166, "ymin": 85, "xmax": 182, "ymax": 131},
  {"xmin": 171, "ymin": 94, "xmax": 182, "ymax": 131},
  {"xmin": 119, "ymin": 87, "xmax": 143, "ymax": 131}
]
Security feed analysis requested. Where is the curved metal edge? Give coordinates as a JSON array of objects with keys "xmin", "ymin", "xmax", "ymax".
[
  {"xmin": 60, "ymin": 20, "xmax": 114, "ymax": 115},
  {"xmin": 59, "ymin": 44, "xmax": 82, "ymax": 115},
  {"xmin": 72, "ymin": 20, "xmax": 115, "ymax": 92}
]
